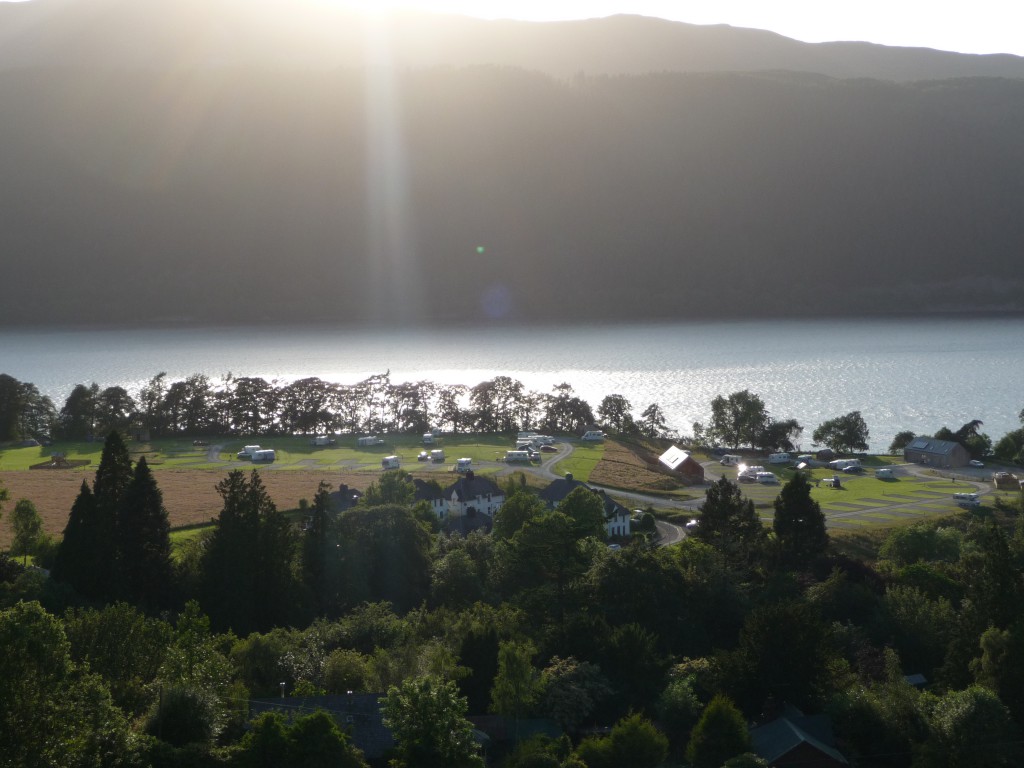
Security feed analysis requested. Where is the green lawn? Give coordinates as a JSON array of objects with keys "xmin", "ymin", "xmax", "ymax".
[
  {"xmin": 169, "ymin": 525, "xmax": 212, "ymax": 562},
  {"xmin": 0, "ymin": 441, "xmax": 104, "ymax": 471},
  {"xmin": 552, "ymin": 440, "xmax": 606, "ymax": 483},
  {"xmin": 0, "ymin": 433, "xmax": 533, "ymax": 473}
]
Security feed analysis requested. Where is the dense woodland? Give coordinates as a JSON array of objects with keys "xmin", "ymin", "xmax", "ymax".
[{"xmin": 5, "ymin": 423, "xmax": 1024, "ymax": 767}]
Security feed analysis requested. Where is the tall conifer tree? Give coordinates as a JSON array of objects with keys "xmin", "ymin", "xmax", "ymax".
[
  {"xmin": 772, "ymin": 472, "xmax": 828, "ymax": 568},
  {"xmin": 91, "ymin": 430, "xmax": 133, "ymax": 599},
  {"xmin": 117, "ymin": 456, "xmax": 174, "ymax": 607},
  {"xmin": 52, "ymin": 480, "xmax": 100, "ymax": 596},
  {"xmin": 200, "ymin": 470, "xmax": 298, "ymax": 634},
  {"xmin": 302, "ymin": 481, "xmax": 335, "ymax": 618}
]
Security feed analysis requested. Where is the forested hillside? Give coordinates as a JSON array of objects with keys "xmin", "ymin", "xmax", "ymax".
[{"xmin": 3, "ymin": 65, "xmax": 1024, "ymax": 326}]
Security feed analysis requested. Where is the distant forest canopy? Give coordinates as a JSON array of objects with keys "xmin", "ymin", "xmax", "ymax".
[
  {"xmin": 3, "ymin": 3, "xmax": 1024, "ymax": 327},
  {"xmin": 0, "ymin": 370, "xmax": 654, "ymax": 442}
]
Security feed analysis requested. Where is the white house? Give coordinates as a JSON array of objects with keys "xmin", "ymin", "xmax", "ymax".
[
  {"xmin": 414, "ymin": 473, "xmax": 505, "ymax": 531},
  {"xmin": 444, "ymin": 472, "xmax": 504, "ymax": 520}
]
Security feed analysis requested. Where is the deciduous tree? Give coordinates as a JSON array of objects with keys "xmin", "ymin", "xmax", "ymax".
[
  {"xmin": 493, "ymin": 488, "xmax": 547, "ymax": 540},
  {"xmin": 685, "ymin": 695, "xmax": 750, "ymax": 768},
  {"xmin": 708, "ymin": 390, "xmax": 769, "ymax": 450},
  {"xmin": 95, "ymin": 385, "xmax": 136, "ymax": 435},
  {"xmin": 382, "ymin": 676, "xmax": 484, "ymax": 768},
  {"xmin": 10, "ymin": 498, "xmax": 43, "ymax": 565},
  {"xmin": 559, "ymin": 486, "xmax": 607, "ymax": 541},
  {"xmin": 0, "ymin": 601, "xmax": 137, "ymax": 766},
  {"xmin": 491, "ymin": 640, "xmax": 543, "ymax": 734},
  {"xmin": 813, "ymin": 410, "xmax": 870, "ymax": 454},
  {"xmin": 539, "ymin": 656, "xmax": 612, "ymax": 732},
  {"xmin": 361, "ymin": 468, "xmax": 415, "ymax": 507},
  {"xmin": 597, "ymin": 394, "xmax": 632, "ymax": 432},
  {"xmin": 58, "ymin": 382, "xmax": 99, "ymax": 439}
]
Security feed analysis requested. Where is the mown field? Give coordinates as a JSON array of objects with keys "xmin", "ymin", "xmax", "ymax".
[{"xmin": 0, "ymin": 469, "xmax": 372, "ymax": 549}]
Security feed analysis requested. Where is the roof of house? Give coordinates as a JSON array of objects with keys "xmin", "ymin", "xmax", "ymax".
[
  {"xmin": 413, "ymin": 478, "xmax": 444, "ymax": 502},
  {"xmin": 538, "ymin": 474, "xmax": 590, "ymax": 505},
  {"xmin": 906, "ymin": 437, "xmax": 962, "ymax": 456},
  {"xmin": 443, "ymin": 471, "xmax": 502, "ymax": 502},
  {"xmin": 540, "ymin": 474, "xmax": 630, "ymax": 521},
  {"xmin": 658, "ymin": 445, "xmax": 703, "ymax": 473},
  {"xmin": 751, "ymin": 714, "xmax": 847, "ymax": 767}
]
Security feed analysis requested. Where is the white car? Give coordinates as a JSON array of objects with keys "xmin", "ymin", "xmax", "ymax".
[
  {"xmin": 685, "ymin": 518, "xmax": 700, "ymax": 530},
  {"xmin": 969, "ymin": 459, "xmax": 984, "ymax": 468}
]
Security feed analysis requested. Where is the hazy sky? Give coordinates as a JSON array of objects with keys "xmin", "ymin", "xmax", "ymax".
[{"xmin": 327, "ymin": 0, "xmax": 1024, "ymax": 56}]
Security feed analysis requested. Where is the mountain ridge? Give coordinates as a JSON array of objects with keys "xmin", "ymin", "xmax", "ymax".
[{"xmin": 2, "ymin": 0, "xmax": 1023, "ymax": 81}]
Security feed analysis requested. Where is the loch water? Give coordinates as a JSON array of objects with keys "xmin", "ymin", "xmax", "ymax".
[{"xmin": 2, "ymin": 317, "xmax": 1022, "ymax": 452}]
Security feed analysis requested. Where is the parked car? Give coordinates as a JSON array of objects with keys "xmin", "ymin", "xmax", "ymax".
[
  {"xmin": 685, "ymin": 518, "xmax": 700, "ymax": 530},
  {"xmin": 417, "ymin": 451, "xmax": 429, "ymax": 461},
  {"xmin": 969, "ymin": 459, "xmax": 985, "ymax": 468}
]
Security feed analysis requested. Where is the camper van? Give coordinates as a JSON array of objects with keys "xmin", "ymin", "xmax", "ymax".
[
  {"xmin": 381, "ymin": 455, "xmax": 400, "ymax": 470},
  {"xmin": 251, "ymin": 449, "xmax": 276, "ymax": 463},
  {"xmin": 505, "ymin": 450, "xmax": 532, "ymax": 462},
  {"xmin": 456, "ymin": 458, "xmax": 472, "ymax": 473},
  {"xmin": 875, "ymin": 468, "xmax": 894, "ymax": 479},
  {"xmin": 422, "ymin": 433, "xmax": 435, "ymax": 445},
  {"xmin": 953, "ymin": 492, "xmax": 980, "ymax": 508},
  {"xmin": 357, "ymin": 436, "xmax": 384, "ymax": 447},
  {"xmin": 430, "ymin": 449, "xmax": 445, "ymax": 463},
  {"xmin": 581, "ymin": 430, "xmax": 604, "ymax": 441},
  {"xmin": 237, "ymin": 445, "xmax": 261, "ymax": 459},
  {"xmin": 517, "ymin": 431, "xmax": 538, "ymax": 442},
  {"xmin": 309, "ymin": 435, "xmax": 335, "ymax": 446},
  {"xmin": 720, "ymin": 454, "xmax": 742, "ymax": 466},
  {"xmin": 768, "ymin": 453, "xmax": 791, "ymax": 465}
]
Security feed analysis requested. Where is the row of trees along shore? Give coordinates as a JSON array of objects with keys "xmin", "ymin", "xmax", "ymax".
[
  {"xmin": 4, "ymin": 425, "xmax": 1024, "ymax": 766},
  {"xmin": 3, "ymin": 371, "xmax": 1023, "ymax": 458}
]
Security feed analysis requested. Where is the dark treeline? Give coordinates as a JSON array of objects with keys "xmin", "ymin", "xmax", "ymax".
[
  {"xmin": 0, "ymin": 371, "xmax": 601, "ymax": 441},
  {"xmin": 6, "ymin": 371, "xmax": 1024, "ymax": 462},
  {"xmin": 3, "ymin": 66, "xmax": 1024, "ymax": 327}
]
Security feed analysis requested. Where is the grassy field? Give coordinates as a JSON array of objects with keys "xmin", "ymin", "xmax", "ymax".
[
  {"xmin": 0, "ymin": 434, "xmax": 530, "ymax": 473},
  {"xmin": 552, "ymin": 441, "xmax": 605, "ymax": 482},
  {"xmin": 0, "ymin": 432, "xmax": 555, "ymax": 547}
]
